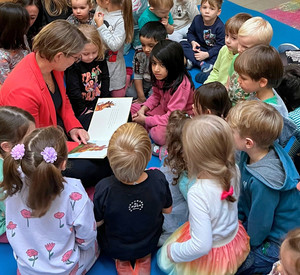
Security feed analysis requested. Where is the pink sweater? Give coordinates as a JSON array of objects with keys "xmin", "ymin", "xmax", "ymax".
[{"xmin": 144, "ymin": 75, "xmax": 194, "ymax": 127}]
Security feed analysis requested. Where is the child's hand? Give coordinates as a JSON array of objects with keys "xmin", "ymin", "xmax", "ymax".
[
  {"xmin": 167, "ymin": 244, "xmax": 174, "ymax": 262},
  {"xmin": 94, "ymin": 12, "xmax": 104, "ymax": 27},
  {"xmin": 132, "ymin": 113, "xmax": 146, "ymax": 125},
  {"xmin": 194, "ymin": 51, "xmax": 209, "ymax": 61},
  {"xmin": 160, "ymin": 17, "xmax": 169, "ymax": 26},
  {"xmin": 133, "ymin": 96, "xmax": 147, "ymax": 104},
  {"xmin": 191, "ymin": 41, "xmax": 200, "ymax": 52}
]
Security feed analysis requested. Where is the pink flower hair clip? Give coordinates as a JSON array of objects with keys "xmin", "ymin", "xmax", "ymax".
[
  {"xmin": 41, "ymin": 147, "xmax": 57, "ymax": 163},
  {"xmin": 11, "ymin": 144, "xmax": 25, "ymax": 160}
]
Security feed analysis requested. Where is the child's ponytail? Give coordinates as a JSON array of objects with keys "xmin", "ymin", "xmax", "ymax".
[{"xmin": 121, "ymin": 0, "xmax": 133, "ymax": 43}]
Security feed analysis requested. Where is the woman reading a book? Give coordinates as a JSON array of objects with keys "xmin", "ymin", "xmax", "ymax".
[{"xmin": 0, "ymin": 20, "xmax": 112, "ymax": 186}]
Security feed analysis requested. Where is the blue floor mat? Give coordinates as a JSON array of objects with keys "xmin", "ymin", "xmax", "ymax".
[{"xmin": 1, "ymin": 1, "xmax": 300, "ymax": 273}]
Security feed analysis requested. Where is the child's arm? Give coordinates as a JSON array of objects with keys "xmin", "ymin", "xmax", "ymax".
[
  {"xmin": 97, "ymin": 220, "xmax": 104, "ymax": 227},
  {"xmin": 163, "ymin": 206, "xmax": 172, "ymax": 214},
  {"xmin": 134, "ymin": 79, "xmax": 147, "ymax": 103},
  {"xmin": 187, "ymin": 16, "xmax": 199, "ymax": 44},
  {"xmin": 94, "ymin": 12, "xmax": 126, "ymax": 52},
  {"xmin": 206, "ymin": 21, "xmax": 225, "ymax": 62},
  {"xmin": 161, "ymin": 17, "xmax": 174, "ymax": 34},
  {"xmin": 185, "ymin": 0, "xmax": 200, "ymax": 20}
]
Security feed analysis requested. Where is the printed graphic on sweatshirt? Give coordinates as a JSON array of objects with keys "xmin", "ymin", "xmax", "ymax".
[{"xmin": 81, "ymin": 65, "xmax": 102, "ymax": 101}]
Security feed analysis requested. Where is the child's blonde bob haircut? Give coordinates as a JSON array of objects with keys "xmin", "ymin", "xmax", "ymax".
[
  {"xmin": 107, "ymin": 122, "xmax": 151, "ymax": 183},
  {"xmin": 182, "ymin": 115, "xmax": 237, "ymax": 202},
  {"xmin": 78, "ymin": 24, "xmax": 105, "ymax": 61},
  {"xmin": 149, "ymin": 0, "xmax": 173, "ymax": 9},
  {"xmin": 238, "ymin": 16, "xmax": 273, "ymax": 45},
  {"xmin": 227, "ymin": 100, "xmax": 283, "ymax": 149}
]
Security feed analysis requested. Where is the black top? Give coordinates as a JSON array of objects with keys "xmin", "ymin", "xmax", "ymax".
[
  {"xmin": 65, "ymin": 59, "xmax": 110, "ymax": 116},
  {"xmin": 93, "ymin": 169, "xmax": 172, "ymax": 260}
]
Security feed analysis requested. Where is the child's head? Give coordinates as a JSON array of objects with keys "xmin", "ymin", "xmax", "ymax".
[
  {"xmin": 0, "ymin": 106, "xmax": 35, "ymax": 158},
  {"xmin": 182, "ymin": 115, "xmax": 237, "ymax": 202},
  {"xmin": 225, "ymin": 13, "xmax": 252, "ymax": 54},
  {"xmin": 107, "ymin": 123, "xmax": 151, "ymax": 184},
  {"xmin": 78, "ymin": 24, "xmax": 104, "ymax": 62},
  {"xmin": 71, "ymin": 0, "xmax": 94, "ymax": 22},
  {"xmin": 200, "ymin": 0, "xmax": 222, "ymax": 24},
  {"xmin": 238, "ymin": 16, "xmax": 273, "ymax": 54},
  {"xmin": 2, "ymin": 126, "xmax": 68, "ymax": 217},
  {"xmin": 139, "ymin": 21, "xmax": 167, "ymax": 57},
  {"xmin": 227, "ymin": 100, "xmax": 283, "ymax": 150},
  {"xmin": 276, "ymin": 64, "xmax": 300, "ymax": 112},
  {"xmin": 277, "ymin": 228, "xmax": 300, "ymax": 275},
  {"xmin": 193, "ymin": 81, "xmax": 232, "ymax": 118},
  {"xmin": 164, "ymin": 110, "xmax": 191, "ymax": 184},
  {"xmin": 150, "ymin": 40, "xmax": 193, "ymax": 94},
  {"xmin": 149, "ymin": 0, "xmax": 173, "ymax": 19},
  {"xmin": 234, "ymin": 45, "xmax": 283, "ymax": 93},
  {"xmin": 0, "ymin": 2, "xmax": 30, "ymax": 50}
]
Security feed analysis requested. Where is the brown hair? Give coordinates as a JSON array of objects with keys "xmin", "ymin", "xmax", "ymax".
[
  {"xmin": 43, "ymin": 0, "xmax": 70, "ymax": 16},
  {"xmin": 2, "ymin": 126, "xmax": 68, "ymax": 217},
  {"xmin": 283, "ymin": 228, "xmax": 300, "ymax": 274},
  {"xmin": 201, "ymin": 0, "xmax": 223, "ymax": 9},
  {"xmin": 0, "ymin": 106, "xmax": 35, "ymax": 158},
  {"xmin": 194, "ymin": 81, "xmax": 232, "ymax": 118},
  {"xmin": 234, "ymin": 44, "xmax": 283, "ymax": 88},
  {"xmin": 227, "ymin": 100, "xmax": 283, "ymax": 149},
  {"xmin": 164, "ymin": 110, "xmax": 191, "ymax": 185},
  {"xmin": 78, "ymin": 24, "xmax": 105, "ymax": 60},
  {"xmin": 70, "ymin": 0, "xmax": 95, "ymax": 8},
  {"xmin": 225, "ymin": 12, "xmax": 252, "ymax": 35},
  {"xmin": 182, "ymin": 115, "xmax": 237, "ymax": 202},
  {"xmin": 107, "ymin": 123, "xmax": 151, "ymax": 183},
  {"xmin": 148, "ymin": 0, "xmax": 173, "ymax": 9},
  {"xmin": 32, "ymin": 19, "xmax": 87, "ymax": 61}
]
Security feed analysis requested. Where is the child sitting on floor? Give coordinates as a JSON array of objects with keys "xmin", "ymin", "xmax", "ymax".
[
  {"xmin": 181, "ymin": 0, "xmax": 225, "ymax": 73},
  {"xmin": 2, "ymin": 126, "xmax": 98, "ymax": 274},
  {"xmin": 227, "ymin": 100, "xmax": 300, "ymax": 275},
  {"xmin": 138, "ymin": 0, "xmax": 174, "ymax": 35},
  {"xmin": 126, "ymin": 21, "xmax": 167, "ymax": 103},
  {"xmin": 132, "ymin": 40, "xmax": 194, "ymax": 147},
  {"xmin": 94, "ymin": 122, "xmax": 172, "ymax": 275},
  {"xmin": 158, "ymin": 115, "xmax": 250, "ymax": 275}
]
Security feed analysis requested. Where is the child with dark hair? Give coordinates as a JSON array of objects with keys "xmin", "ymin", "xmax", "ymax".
[
  {"xmin": 2, "ymin": 126, "xmax": 98, "ymax": 274},
  {"xmin": 181, "ymin": 0, "xmax": 225, "ymax": 73},
  {"xmin": 126, "ymin": 21, "xmax": 167, "ymax": 103},
  {"xmin": 193, "ymin": 81, "xmax": 232, "ymax": 118},
  {"xmin": 132, "ymin": 40, "xmax": 194, "ymax": 146},
  {"xmin": 0, "ymin": 2, "xmax": 30, "ymax": 87}
]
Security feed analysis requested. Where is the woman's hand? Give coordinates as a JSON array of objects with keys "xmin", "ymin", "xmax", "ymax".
[
  {"xmin": 94, "ymin": 12, "xmax": 104, "ymax": 28},
  {"xmin": 69, "ymin": 128, "xmax": 90, "ymax": 144}
]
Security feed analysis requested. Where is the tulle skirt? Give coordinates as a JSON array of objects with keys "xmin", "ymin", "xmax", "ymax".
[{"xmin": 157, "ymin": 221, "xmax": 250, "ymax": 275}]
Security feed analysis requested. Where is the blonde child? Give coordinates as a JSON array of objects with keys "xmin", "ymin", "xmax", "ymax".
[
  {"xmin": 227, "ymin": 100, "xmax": 300, "ymax": 275},
  {"xmin": 202, "ymin": 12, "xmax": 252, "ymax": 85},
  {"xmin": 138, "ymin": 0, "xmax": 174, "ymax": 35},
  {"xmin": 2, "ymin": 126, "xmax": 98, "ymax": 274},
  {"xmin": 168, "ymin": 0, "xmax": 199, "ymax": 43},
  {"xmin": 226, "ymin": 16, "xmax": 273, "ymax": 104},
  {"xmin": 0, "ymin": 2, "xmax": 30, "ymax": 87},
  {"xmin": 234, "ymin": 44, "xmax": 296, "ymax": 146},
  {"xmin": 93, "ymin": 122, "xmax": 172, "ymax": 275},
  {"xmin": 181, "ymin": 0, "xmax": 225, "ymax": 73},
  {"xmin": 41, "ymin": 0, "xmax": 72, "ymax": 23},
  {"xmin": 0, "ymin": 106, "xmax": 35, "ymax": 244},
  {"xmin": 268, "ymin": 228, "xmax": 300, "ymax": 275},
  {"xmin": 132, "ymin": 40, "xmax": 194, "ymax": 147},
  {"xmin": 66, "ymin": 0, "xmax": 95, "ymax": 25},
  {"xmin": 158, "ymin": 115, "xmax": 250, "ymax": 275},
  {"xmin": 193, "ymin": 81, "xmax": 231, "ymax": 117},
  {"xmin": 65, "ymin": 24, "xmax": 109, "ymax": 129},
  {"xmin": 94, "ymin": 0, "xmax": 133, "ymax": 97}
]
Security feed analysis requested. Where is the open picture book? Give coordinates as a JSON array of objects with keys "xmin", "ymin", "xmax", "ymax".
[{"xmin": 68, "ymin": 97, "xmax": 132, "ymax": 159}]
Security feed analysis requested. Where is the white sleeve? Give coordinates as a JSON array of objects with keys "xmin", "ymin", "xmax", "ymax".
[
  {"xmin": 170, "ymin": 186, "xmax": 212, "ymax": 262},
  {"xmin": 185, "ymin": 0, "xmax": 200, "ymax": 20}
]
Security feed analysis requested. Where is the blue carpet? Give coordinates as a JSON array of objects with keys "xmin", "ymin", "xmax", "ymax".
[{"xmin": 1, "ymin": 1, "xmax": 300, "ymax": 273}]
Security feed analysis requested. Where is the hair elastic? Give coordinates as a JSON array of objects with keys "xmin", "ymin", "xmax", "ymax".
[
  {"xmin": 41, "ymin": 147, "xmax": 57, "ymax": 163},
  {"xmin": 221, "ymin": 186, "xmax": 234, "ymax": 200},
  {"xmin": 11, "ymin": 144, "xmax": 25, "ymax": 160}
]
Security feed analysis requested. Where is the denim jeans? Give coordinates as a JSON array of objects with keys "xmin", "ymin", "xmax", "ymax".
[{"xmin": 236, "ymin": 240, "xmax": 280, "ymax": 275}]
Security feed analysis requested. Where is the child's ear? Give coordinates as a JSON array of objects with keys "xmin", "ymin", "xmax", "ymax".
[
  {"xmin": 0, "ymin": 142, "xmax": 12, "ymax": 154},
  {"xmin": 217, "ymin": 9, "xmax": 221, "ymax": 16},
  {"xmin": 259, "ymin": 77, "xmax": 268, "ymax": 88},
  {"xmin": 206, "ymin": 108, "xmax": 212, "ymax": 115},
  {"xmin": 245, "ymin": 138, "xmax": 254, "ymax": 149},
  {"xmin": 149, "ymin": 6, "xmax": 154, "ymax": 11},
  {"xmin": 60, "ymin": 160, "xmax": 67, "ymax": 171}
]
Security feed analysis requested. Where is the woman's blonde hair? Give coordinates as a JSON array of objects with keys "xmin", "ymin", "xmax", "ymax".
[
  {"xmin": 78, "ymin": 24, "xmax": 105, "ymax": 61},
  {"xmin": 2, "ymin": 126, "xmax": 68, "ymax": 217},
  {"xmin": 182, "ymin": 115, "xmax": 237, "ymax": 202},
  {"xmin": 107, "ymin": 123, "xmax": 151, "ymax": 183},
  {"xmin": 43, "ymin": 0, "xmax": 70, "ymax": 16},
  {"xmin": 32, "ymin": 19, "xmax": 87, "ymax": 61}
]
